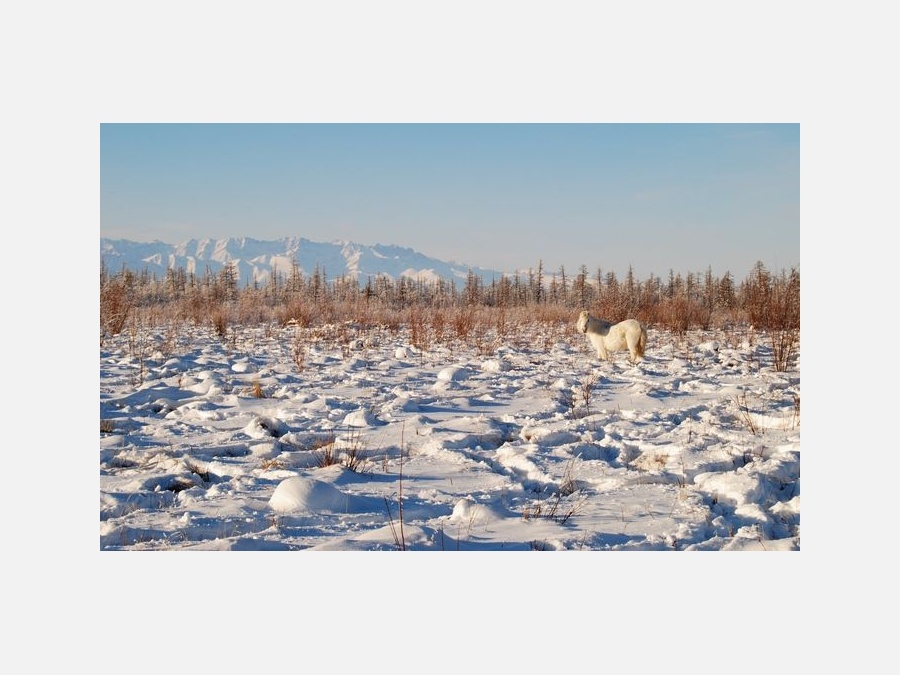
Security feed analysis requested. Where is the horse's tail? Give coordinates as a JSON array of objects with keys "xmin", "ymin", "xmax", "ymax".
[{"xmin": 635, "ymin": 324, "xmax": 648, "ymax": 359}]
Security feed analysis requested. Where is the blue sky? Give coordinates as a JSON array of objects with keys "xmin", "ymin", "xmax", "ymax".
[{"xmin": 100, "ymin": 123, "xmax": 798, "ymax": 279}]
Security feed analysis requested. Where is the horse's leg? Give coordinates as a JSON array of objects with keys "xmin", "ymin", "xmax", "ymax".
[{"xmin": 589, "ymin": 334, "xmax": 607, "ymax": 361}]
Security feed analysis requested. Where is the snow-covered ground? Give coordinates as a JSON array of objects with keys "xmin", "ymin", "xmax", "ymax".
[{"xmin": 100, "ymin": 319, "xmax": 799, "ymax": 551}]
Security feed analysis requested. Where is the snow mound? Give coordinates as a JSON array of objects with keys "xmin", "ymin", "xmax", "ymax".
[
  {"xmin": 243, "ymin": 415, "xmax": 288, "ymax": 438},
  {"xmin": 520, "ymin": 425, "xmax": 580, "ymax": 445},
  {"xmin": 480, "ymin": 358, "xmax": 509, "ymax": 373},
  {"xmin": 448, "ymin": 497, "xmax": 504, "ymax": 525},
  {"xmin": 437, "ymin": 365, "xmax": 471, "ymax": 382},
  {"xmin": 343, "ymin": 408, "xmax": 381, "ymax": 427},
  {"xmin": 269, "ymin": 476, "xmax": 350, "ymax": 513}
]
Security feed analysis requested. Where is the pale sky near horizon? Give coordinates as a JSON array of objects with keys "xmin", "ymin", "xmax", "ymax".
[{"xmin": 100, "ymin": 123, "xmax": 798, "ymax": 280}]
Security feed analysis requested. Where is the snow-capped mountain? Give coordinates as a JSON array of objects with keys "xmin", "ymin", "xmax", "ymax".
[{"xmin": 100, "ymin": 237, "xmax": 504, "ymax": 286}]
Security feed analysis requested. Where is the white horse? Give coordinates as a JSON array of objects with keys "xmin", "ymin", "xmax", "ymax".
[{"xmin": 576, "ymin": 310, "xmax": 648, "ymax": 363}]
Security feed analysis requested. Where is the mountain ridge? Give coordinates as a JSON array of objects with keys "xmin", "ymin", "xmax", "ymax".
[{"xmin": 100, "ymin": 237, "xmax": 505, "ymax": 287}]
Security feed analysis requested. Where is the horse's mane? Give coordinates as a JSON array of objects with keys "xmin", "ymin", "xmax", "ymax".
[{"xmin": 579, "ymin": 311, "xmax": 610, "ymax": 333}]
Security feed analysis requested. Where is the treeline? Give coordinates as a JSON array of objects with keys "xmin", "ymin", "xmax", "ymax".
[
  {"xmin": 101, "ymin": 259, "xmax": 799, "ymax": 370},
  {"xmin": 102, "ymin": 259, "xmax": 798, "ymax": 333}
]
